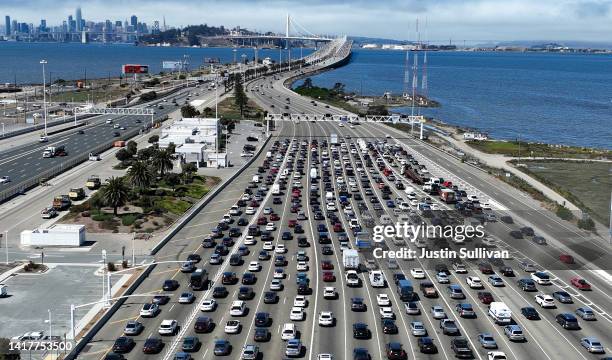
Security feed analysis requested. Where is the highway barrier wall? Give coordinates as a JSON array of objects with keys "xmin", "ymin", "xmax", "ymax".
[{"xmin": 64, "ymin": 127, "xmax": 273, "ymax": 360}]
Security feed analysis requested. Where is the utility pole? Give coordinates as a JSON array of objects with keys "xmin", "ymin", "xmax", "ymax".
[
  {"xmin": 40, "ymin": 60, "xmax": 48, "ymax": 135},
  {"xmin": 101, "ymin": 249, "xmax": 107, "ymax": 304}
]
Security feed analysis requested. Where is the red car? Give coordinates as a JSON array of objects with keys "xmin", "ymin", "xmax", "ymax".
[
  {"xmin": 249, "ymin": 200, "xmax": 260, "ymax": 207},
  {"xmin": 288, "ymin": 219, "xmax": 297, "ymax": 228},
  {"xmin": 333, "ymin": 223, "xmax": 343, "ymax": 232},
  {"xmin": 478, "ymin": 263, "xmax": 494, "ymax": 274},
  {"xmin": 257, "ymin": 217, "xmax": 267, "ymax": 225},
  {"xmin": 477, "ymin": 291, "xmax": 494, "ymax": 304},
  {"xmin": 290, "ymin": 206, "xmax": 300, "ymax": 213},
  {"xmin": 559, "ymin": 254, "xmax": 575, "ymax": 264},
  {"xmin": 321, "ymin": 260, "xmax": 334, "ymax": 270},
  {"xmin": 570, "ymin": 277, "xmax": 591, "ymax": 290},
  {"xmin": 270, "ymin": 213, "xmax": 280, "ymax": 221},
  {"xmin": 323, "ymin": 271, "xmax": 335, "ymax": 282}
]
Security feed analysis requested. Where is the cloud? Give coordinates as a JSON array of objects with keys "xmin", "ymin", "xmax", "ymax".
[{"xmin": 1, "ymin": 0, "xmax": 611, "ymax": 41}]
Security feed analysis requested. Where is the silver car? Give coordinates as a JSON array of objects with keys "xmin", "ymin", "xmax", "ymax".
[
  {"xmin": 410, "ymin": 321, "xmax": 427, "ymax": 336},
  {"xmin": 123, "ymin": 320, "xmax": 143, "ymax": 335}
]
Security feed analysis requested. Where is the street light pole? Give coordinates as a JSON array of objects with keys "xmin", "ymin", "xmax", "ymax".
[
  {"xmin": 131, "ymin": 232, "xmax": 135, "ymax": 266},
  {"xmin": 40, "ymin": 60, "xmax": 48, "ymax": 136},
  {"xmin": 101, "ymin": 249, "xmax": 107, "ymax": 304},
  {"xmin": 4, "ymin": 230, "xmax": 7, "ymax": 265}
]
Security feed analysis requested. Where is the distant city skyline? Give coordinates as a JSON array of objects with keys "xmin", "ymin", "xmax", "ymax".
[{"xmin": 0, "ymin": 0, "xmax": 611, "ymax": 42}]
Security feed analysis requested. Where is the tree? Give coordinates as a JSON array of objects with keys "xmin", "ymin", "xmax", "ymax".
[
  {"xmin": 181, "ymin": 163, "xmax": 197, "ymax": 183},
  {"xmin": 126, "ymin": 141, "xmax": 138, "ymax": 156},
  {"xmin": 140, "ymin": 91, "xmax": 157, "ymax": 101},
  {"xmin": 100, "ymin": 177, "xmax": 129, "ymax": 215},
  {"xmin": 233, "ymin": 74, "xmax": 248, "ymax": 117},
  {"xmin": 203, "ymin": 107, "xmax": 213, "ymax": 117},
  {"xmin": 331, "ymin": 82, "xmax": 345, "ymax": 95},
  {"xmin": 164, "ymin": 173, "xmax": 181, "ymax": 190},
  {"xmin": 152, "ymin": 149, "xmax": 175, "ymax": 176},
  {"xmin": 302, "ymin": 77, "xmax": 313, "ymax": 89},
  {"xmin": 181, "ymin": 104, "xmax": 199, "ymax": 118},
  {"xmin": 148, "ymin": 135, "xmax": 159, "ymax": 144},
  {"xmin": 137, "ymin": 147, "xmax": 156, "ymax": 161},
  {"xmin": 115, "ymin": 148, "xmax": 132, "ymax": 162},
  {"xmin": 127, "ymin": 161, "xmax": 154, "ymax": 191}
]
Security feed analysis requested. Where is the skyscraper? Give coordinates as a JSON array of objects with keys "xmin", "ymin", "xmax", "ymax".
[
  {"xmin": 76, "ymin": 7, "xmax": 82, "ymax": 31},
  {"xmin": 130, "ymin": 15, "xmax": 137, "ymax": 28},
  {"xmin": 4, "ymin": 15, "xmax": 10, "ymax": 36}
]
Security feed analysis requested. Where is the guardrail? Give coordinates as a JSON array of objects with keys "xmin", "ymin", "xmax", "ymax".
[{"xmin": 64, "ymin": 130, "xmax": 274, "ymax": 360}]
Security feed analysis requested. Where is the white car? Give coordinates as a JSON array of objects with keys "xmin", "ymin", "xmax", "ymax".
[
  {"xmin": 275, "ymin": 244, "xmax": 286, "ymax": 254},
  {"xmin": 245, "ymin": 207, "xmax": 256, "ymax": 215},
  {"xmin": 224, "ymin": 320, "xmax": 241, "ymax": 334},
  {"xmin": 466, "ymin": 276, "xmax": 484, "ymax": 289},
  {"xmin": 297, "ymin": 261, "xmax": 309, "ymax": 271},
  {"xmin": 435, "ymin": 272, "xmax": 450, "ymax": 283},
  {"xmin": 379, "ymin": 307, "xmax": 395, "ymax": 319},
  {"xmin": 248, "ymin": 261, "xmax": 261, "ymax": 272},
  {"xmin": 200, "ymin": 299, "xmax": 216, "ymax": 312},
  {"xmin": 245, "ymin": 236, "xmax": 256, "ymax": 245},
  {"xmin": 241, "ymin": 193, "xmax": 251, "ymax": 201},
  {"xmin": 535, "ymin": 294, "xmax": 555, "ymax": 308},
  {"xmin": 281, "ymin": 323, "xmax": 296, "ymax": 340},
  {"xmin": 411, "ymin": 268, "xmax": 426, "ymax": 279},
  {"xmin": 263, "ymin": 207, "xmax": 273, "ymax": 215},
  {"xmin": 0, "ymin": 176, "xmax": 10, "ymax": 184},
  {"xmin": 229, "ymin": 206, "xmax": 241, "ymax": 216},
  {"xmin": 290, "ymin": 307, "xmax": 305, "ymax": 321},
  {"xmin": 294, "ymin": 295, "xmax": 308, "ymax": 308},
  {"xmin": 487, "ymin": 351, "xmax": 507, "ymax": 360},
  {"xmin": 158, "ymin": 319, "xmax": 178, "ymax": 335},
  {"xmin": 230, "ymin": 301, "xmax": 247, "ymax": 316},
  {"xmin": 265, "ymin": 222, "xmax": 276, "ymax": 231},
  {"xmin": 263, "ymin": 242, "xmax": 274, "ymax": 251},
  {"xmin": 274, "ymin": 268, "xmax": 285, "ymax": 279},
  {"xmin": 376, "ymin": 294, "xmax": 391, "ymax": 306},
  {"xmin": 323, "ymin": 287, "xmax": 337, "ymax": 299},
  {"xmin": 326, "ymin": 202, "xmax": 336, "ymax": 211},
  {"xmin": 318, "ymin": 354, "xmax": 333, "ymax": 360},
  {"xmin": 139, "ymin": 303, "xmax": 159, "ymax": 317},
  {"xmin": 318, "ymin": 311, "xmax": 334, "ymax": 326}
]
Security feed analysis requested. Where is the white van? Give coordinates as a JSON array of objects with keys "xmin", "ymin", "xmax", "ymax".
[
  {"xmin": 281, "ymin": 323, "xmax": 296, "ymax": 340},
  {"xmin": 0, "ymin": 284, "xmax": 7, "ymax": 297}
]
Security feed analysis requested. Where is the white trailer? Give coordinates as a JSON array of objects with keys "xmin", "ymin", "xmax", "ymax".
[{"xmin": 342, "ymin": 249, "xmax": 359, "ymax": 270}]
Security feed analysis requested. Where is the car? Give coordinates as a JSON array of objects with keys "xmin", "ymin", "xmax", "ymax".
[
  {"xmin": 517, "ymin": 278, "xmax": 537, "ymax": 291},
  {"xmin": 162, "ymin": 279, "xmax": 179, "ymax": 291},
  {"xmin": 290, "ymin": 307, "xmax": 305, "ymax": 321},
  {"xmin": 193, "ymin": 316, "xmax": 213, "ymax": 333},
  {"xmin": 353, "ymin": 348, "xmax": 369, "ymax": 360},
  {"xmin": 532, "ymin": 294, "xmax": 555, "ymax": 308},
  {"xmin": 285, "ymin": 339, "xmax": 302, "ymax": 357},
  {"xmin": 238, "ymin": 286, "xmax": 254, "ymax": 300},
  {"xmin": 519, "ymin": 261, "xmax": 537, "ymax": 272},
  {"xmin": 274, "ymin": 268, "xmax": 285, "ymax": 279},
  {"xmin": 552, "ymin": 291, "xmax": 573, "ymax": 303},
  {"xmin": 499, "ymin": 266, "xmax": 514, "ymax": 276},
  {"xmin": 575, "ymin": 307, "xmax": 596, "ymax": 320},
  {"xmin": 297, "ymin": 261, "xmax": 309, "ymax": 271},
  {"xmin": 242, "ymin": 272, "xmax": 256, "ymax": 285},
  {"xmin": 253, "ymin": 327, "xmax": 270, "ymax": 342},
  {"xmin": 224, "ymin": 320, "xmax": 241, "ymax": 334},
  {"xmin": 455, "ymin": 303, "xmax": 476, "ymax": 317},
  {"xmin": 181, "ymin": 336, "xmax": 200, "ymax": 352},
  {"xmin": 322, "ymin": 271, "xmax": 336, "ymax": 282},
  {"xmin": 410, "ymin": 267, "xmax": 426, "ymax": 279},
  {"xmin": 478, "ymin": 333, "xmax": 498, "ymax": 349},
  {"xmin": 294, "ymin": 295, "xmax": 307, "ymax": 307},
  {"xmin": 447, "ymin": 284, "xmax": 465, "ymax": 299},
  {"xmin": 386, "ymin": 342, "xmax": 407, "ymax": 360},
  {"xmin": 178, "ymin": 292, "xmax": 195, "ymax": 304},
  {"xmin": 440, "ymin": 319, "xmax": 460, "ymax": 335},
  {"xmin": 158, "ymin": 320, "xmax": 178, "ymax": 335},
  {"xmin": 262, "ymin": 290, "xmax": 278, "ymax": 303},
  {"xmin": 377, "ymin": 293, "xmax": 391, "ymax": 306},
  {"xmin": 478, "ymin": 291, "xmax": 494, "ymax": 304},
  {"xmin": 186, "ymin": 254, "xmax": 201, "ymax": 263},
  {"xmin": 430, "ymin": 305, "xmax": 447, "ymax": 319},
  {"xmin": 199, "ymin": 299, "xmax": 216, "ymax": 312},
  {"xmin": 230, "ymin": 301, "xmax": 247, "ymax": 316},
  {"xmin": 488, "ymin": 275, "xmax": 504, "ymax": 286},
  {"xmin": 381, "ymin": 318, "xmax": 398, "ymax": 334},
  {"xmin": 503, "ymin": 324, "xmax": 525, "ymax": 341},
  {"xmin": 254, "ymin": 312, "xmax": 270, "ymax": 327},
  {"xmin": 556, "ymin": 313, "xmax": 580, "ymax": 330},
  {"xmin": 213, "ymin": 286, "xmax": 228, "ymax": 298},
  {"xmin": 570, "ymin": 277, "xmax": 591, "ymax": 290},
  {"xmin": 248, "ymin": 261, "xmax": 261, "ymax": 272},
  {"xmin": 435, "ymin": 272, "xmax": 449, "ymax": 283},
  {"xmin": 270, "ymin": 278, "xmax": 283, "ymax": 291},
  {"xmin": 222, "ymin": 272, "xmax": 237, "ymax": 285},
  {"xmin": 580, "ymin": 337, "xmax": 605, "ymax": 353},
  {"xmin": 319, "ymin": 311, "xmax": 334, "ymax": 326},
  {"xmin": 142, "ymin": 338, "xmax": 164, "ymax": 354},
  {"xmin": 274, "ymin": 255, "xmax": 287, "ymax": 266},
  {"xmin": 352, "ymin": 323, "xmax": 370, "ymax": 339},
  {"xmin": 521, "ymin": 306, "xmax": 540, "ymax": 320},
  {"xmin": 213, "ymin": 340, "xmax": 231, "ymax": 356},
  {"xmin": 351, "ymin": 297, "xmax": 367, "ymax": 311},
  {"xmin": 317, "ymin": 354, "xmax": 333, "ymax": 360},
  {"xmin": 123, "ymin": 320, "xmax": 144, "ymax": 336},
  {"xmin": 465, "ymin": 276, "xmax": 483, "ymax": 288},
  {"xmin": 323, "ymin": 287, "xmax": 337, "ymax": 299},
  {"xmin": 112, "ymin": 337, "xmax": 135, "ymax": 353},
  {"xmin": 380, "ymin": 306, "xmax": 395, "ymax": 319},
  {"xmin": 451, "ymin": 338, "xmax": 474, "ymax": 358},
  {"xmin": 487, "ymin": 351, "xmax": 508, "ymax": 360},
  {"xmin": 0, "ymin": 176, "xmax": 11, "ymax": 184},
  {"xmin": 404, "ymin": 301, "xmax": 420, "ymax": 315},
  {"xmin": 140, "ymin": 303, "xmax": 159, "ymax": 317},
  {"xmin": 410, "ymin": 321, "xmax": 427, "ymax": 336},
  {"xmin": 453, "ymin": 263, "xmax": 468, "ymax": 273},
  {"xmin": 418, "ymin": 337, "xmax": 438, "ymax": 354}
]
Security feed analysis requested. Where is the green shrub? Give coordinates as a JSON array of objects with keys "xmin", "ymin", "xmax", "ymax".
[
  {"xmin": 122, "ymin": 214, "xmax": 138, "ymax": 226},
  {"xmin": 555, "ymin": 205, "xmax": 574, "ymax": 221},
  {"xmin": 92, "ymin": 211, "xmax": 113, "ymax": 222},
  {"xmin": 577, "ymin": 217, "xmax": 596, "ymax": 231}
]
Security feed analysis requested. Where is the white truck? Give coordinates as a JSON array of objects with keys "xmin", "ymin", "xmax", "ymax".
[
  {"xmin": 369, "ymin": 270, "xmax": 386, "ymax": 287},
  {"xmin": 272, "ymin": 183, "xmax": 281, "ymax": 195},
  {"xmin": 252, "ymin": 175, "xmax": 260, "ymax": 183},
  {"xmin": 342, "ymin": 249, "xmax": 359, "ymax": 270},
  {"xmin": 330, "ymin": 133, "xmax": 338, "ymax": 145},
  {"xmin": 488, "ymin": 302, "xmax": 512, "ymax": 324}
]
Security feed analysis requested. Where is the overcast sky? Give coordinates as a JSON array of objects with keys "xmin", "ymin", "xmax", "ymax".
[{"xmin": 1, "ymin": 0, "xmax": 611, "ymax": 42}]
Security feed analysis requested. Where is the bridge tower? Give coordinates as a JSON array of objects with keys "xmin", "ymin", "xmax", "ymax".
[{"xmin": 286, "ymin": 13, "xmax": 290, "ymax": 38}]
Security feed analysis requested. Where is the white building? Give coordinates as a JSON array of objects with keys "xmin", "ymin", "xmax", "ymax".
[
  {"xmin": 21, "ymin": 224, "xmax": 86, "ymax": 247},
  {"xmin": 463, "ymin": 132, "xmax": 489, "ymax": 141},
  {"xmin": 262, "ymin": 57, "xmax": 273, "ymax": 66},
  {"xmin": 159, "ymin": 117, "xmax": 219, "ymax": 149}
]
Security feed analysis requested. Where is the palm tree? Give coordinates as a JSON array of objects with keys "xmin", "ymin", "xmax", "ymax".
[
  {"xmin": 100, "ymin": 176, "xmax": 129, "ymax": 215},
  {"xmin": 127, "ymin": 161, "xmax": 153, "ymax": 191},
  {"xmin": 152, "ymin": 149, "xmax": 174, "ymax": 177}
]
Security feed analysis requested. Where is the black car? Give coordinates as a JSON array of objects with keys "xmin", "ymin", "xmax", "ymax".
[
  {"xmin": 556, "ymin": 313, "xmax": 580, "ymax": 329},
  {"xmin": 517, "ymin": 278, "xmax": 537, "ymax": 291},
  {"xmin": 162, "ymin": 279, "xmax": 179, "ymax": 291},
  {"xmin": 386, "ymin": 342, "xmax": 407, "ymax": 360},
  {"xmin": 237, "ymin": 218, "xmax": 248, "ymax": 226},
  {"xmin": 194, "ymin": 316, "xmax": 213, "ymax": 333},
  {"xmin": 152, "ymin": 295, "xmax": 170, "ymax": 305},
  {"xmin": 213, "ymin": 340, "xmax": 231, "ymax": 356},
  {"xmin": 418, "ymin": 337, "xmax": 438, "ymax": 354},
  {"xmin": 321, "ymin": 246, "xmax": 333, "ymax": 255},
  {"xmin": 238, "ymin": 286, "xmax": 255, "ymax": 300},
  {"xmin": 297, "ymin": 237, "xmax": 309, "ymax": 247},
  {"xmin": 112, "ymin": 337, "xmax": 135, "ymax": 353},
  {"xmin": 521, "ymin": 307, "xmax": 540, "ymax": 320},
  {"xmin": 274, "ymin": 256, "xmax": 287, "ymax": 266},
  {"xmin": 202, "ymin": 238, "xmax": 215, "ymax": 248},
  {"xmin": 282, "ymin": 231, "xmax": 292, "ymax": 240},
  {"xmin": 222, "ymin": 272, "xmax": 237, "ymax": 285},
  {"xmin": 254, "ymin": 312, "xmax": 270, "ymax": 327},
  {"xmin": 353, "ymin": 348, "xmax": 369, "ymax": 360},
  {"xmin": 520, "ymin": 226, "xmax": 535, "ymax": 236},
  {"xmin": 264, "ymin": 291, "xmax": 278, "ymax": 304},
  {"xmin": 186, "ymin": 254, "xmax": 201, "ymax": 263},
  {"xmin": 353, "ymin": 323, "xmax": 370, "ymax": 339},
  {"xmin": 273, "ymin": 197, "xmax": 282, "ymax": 204},
  {"xmin": 254, "ymin": 328, "xmax": 270, "ymax": 342},
  {"xmin": 113, "ymin": 131, "xmax": 120, "ymax": 137},
  {"xmin": 104, "ymin": 353, "xmax": 125, "ymax": 360},
  {"xmin": 229, "ymin": 254, "xmax": 242, "ymax": 266},
  {"xmin": 499, "ymin": 266, "xmax": 515, "ymax": 276},
  {"xmin": 142, "ymin": 338, "xmax": 164, "ymax": 354},
  {"xmin": 553, "ymin": 291, "xmax": 573, "ymax": 303},
  {"xmin": 509, "ymin": 230, "xmax": 523, "ymax": 239},
  {"xmin": 434, "ymin": 263, "xmax": 450, "ymax": 275},
  {"xmin": 351, "ymin": 297, "xmax": 367, "ymax": 311},
  {"xmin": 297, "ymin": 282, "xmax": 310, "ymax": 295},
  {"xmin": 450, "ymin": 338, "xmax": 474, "ymax": 359},
  {"xmin": 212, "ymin": 286, "xmax": 228, "ymax": 298},
  {"xmin": 382, "ymin": 319, "xmax": 398, "ymax": 334},
  {"xmin": 259, "ymin": 251, "xmax": 271, "ymax": 261},
  {"xmin": 393, "ymin": 273, "xmax": 406, "ymax": 285},
  {"xmin": 77, "ymin": 129, "xmax": 85, "ymax": 134},
  {"xmin": 242, "ymin": 272, "xmax": 256, "ymax": 285}
]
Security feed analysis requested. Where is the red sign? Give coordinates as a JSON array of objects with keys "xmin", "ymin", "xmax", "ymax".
[{"xmin": 122, "ymin": 64, "xmax": 149, "ymax": 74}]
